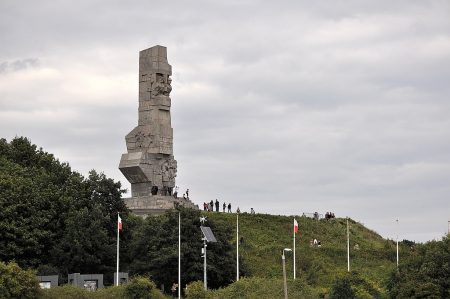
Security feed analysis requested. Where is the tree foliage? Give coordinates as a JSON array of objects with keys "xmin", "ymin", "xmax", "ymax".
[
  {"xmin": 388, "ymin": 236, "xmax": 450, "ymax": 298},
  {"xmin": 0, "ymin": 137, "xmax": 240, "ymax": 291},
  {"xmin": 0, "ymin": 137, "xmax": 131, "ymax": 282},
  {"xmin": 0, "ymin": 261, "xmax": 40, "ymax": 299},
  {"xmin": 129, "ymin": 207, "xmax": 236, "ymax": 291}
]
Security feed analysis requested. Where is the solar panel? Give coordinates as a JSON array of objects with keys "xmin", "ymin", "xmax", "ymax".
[{"xmin": 200, "ymin": 226, "xmax": 217, "ymax": 242}]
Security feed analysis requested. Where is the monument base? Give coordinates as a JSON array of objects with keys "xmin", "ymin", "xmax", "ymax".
[{"xmin": 124, "ymin": 195, "xmax": 198, "ymax": 217}]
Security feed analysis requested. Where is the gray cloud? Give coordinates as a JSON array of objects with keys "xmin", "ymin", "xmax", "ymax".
[
  {"xmin": 0, "ymin": 58, "xmax": 39, "ymax": 73},
  {"xmin": 1, "ymin": 0, "xmax": 449, "ymax": 242}
]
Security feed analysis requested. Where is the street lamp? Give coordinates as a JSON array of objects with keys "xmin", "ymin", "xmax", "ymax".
[
  {"xmin": 200, "ymin": 218, "xmax": 217, "ymax": 290},
  {"xmin": 282, "ymin": 248, "xmax": 292, "ymax": 299}
]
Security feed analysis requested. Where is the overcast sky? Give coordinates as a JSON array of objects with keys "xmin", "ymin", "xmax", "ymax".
[{"xmin": 1, "ymin": 0, "xmax": 449, "ymax": 242}]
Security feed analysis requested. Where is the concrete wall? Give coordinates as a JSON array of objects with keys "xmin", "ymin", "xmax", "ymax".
[
  {"xmin": 114, "ymin": 272, "xmax": 129, "ymax": 285},
  {"xmin": 68, "ymin": 273, "xmax": 104, "ymax": 290},
  {"xmin": 37, "ymin": 275, "xmax": 58, "ymax": 289}
]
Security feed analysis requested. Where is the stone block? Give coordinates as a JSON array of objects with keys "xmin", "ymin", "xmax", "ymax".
[
  {"xmin": 68, "ymin": 273, "xmax": 104, "ymax": 290},
  {"xmin": 37, "ymin": 275, "xmax": 58, "ymax": 289},
  {"xmin": 114, "ymin": 272, "xmax": 129, "ymax": 285}
]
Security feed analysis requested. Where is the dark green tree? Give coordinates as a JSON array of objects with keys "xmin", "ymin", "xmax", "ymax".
[
  {"xmin": 0, "ymin": 137, "xmax": 131, "ymax": 283},
  {"xmin": 129, "ymin": 207, "xmax": 235, "ymax": 291},
  {"xmin": 388, "ymin": 236, "xmax": 450, "ymax": 298}
]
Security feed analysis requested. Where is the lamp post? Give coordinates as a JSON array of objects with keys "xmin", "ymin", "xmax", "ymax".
[
  {"xmin": 202, "ymin": 237, "xmax": 207, "ymax": 289},
  {"xmin": 199, "ymin": 217, "xmax": 216, "ymax": 291},
  {"xmin": 282, "ymin": 248, "xmax": 292, "ymax": 299}
]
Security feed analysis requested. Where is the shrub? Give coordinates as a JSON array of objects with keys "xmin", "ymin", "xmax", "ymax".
[
  {"xmin": 329, "ymin": 276, "xmax": 356, "ymax": 299},
  {"xmin": 0, "ymin": 261, "xmax": 41, "ymax": 299},
  {"xmin": 40, "ymin": 285, "xmax": 129, "ymax": 299},
  {"xmin": 41, "ymin": 282, "xmax": 167, "ymax": 299},
  {"xmin": 39, "ymin": 285, "xmax": 90, "ymax": 299},
  {"xmin": 125, "ymin": 276, "xmax": 157, "ymax": 299},
  {"xmin": 94, "ymin": 285, "xmax": 127, "ymax": 299},
  {"xmin": 211, "ymin": 277, "xmax": 319, "ymax": 299},
  {"xmin": 185, "ymin": 281, "xmax": 210, "ymax": 299}
]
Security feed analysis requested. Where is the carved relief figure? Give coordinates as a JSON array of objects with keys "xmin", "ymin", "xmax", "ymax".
[
  {"xmin": 164, "ymin": 77, "xmax": 172, "ymax": 96},
  {"xmin": 151, "ymin": 74, "xmax": 165, "ymax": 97},
  {"xmin": 135, "ymin": 131, "xmax": 145, "ymax": 148},
  {"xmin": 161, "ymin": 159, "xmax": 176, "ymax": 183}
]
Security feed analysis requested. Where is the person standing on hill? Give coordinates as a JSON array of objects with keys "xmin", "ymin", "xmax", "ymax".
[
  {"xmin": 223, "ymin": 202, "xmax": 226, "ymax": 212},
  {"xmin": 215, "ymin": 199, "xmax": 219, "ymax": 212},
  {"xmin": 228, "ymin": 203, "xmax": 231, "ymax": 213}
]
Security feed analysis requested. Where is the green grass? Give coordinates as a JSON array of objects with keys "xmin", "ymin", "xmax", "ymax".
[
  {"xmin": 39, "ymin": 284, "xmax": 169, "ymax": 299},
  {"xmin": 206, "ymin": 212, "xmax": 410, "ymax": 297}
]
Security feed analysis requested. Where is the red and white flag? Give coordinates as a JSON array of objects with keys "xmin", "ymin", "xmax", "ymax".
[
  {"xmin": 294, "ymin": 218, "xmax": 298, "ymax": 234},
  {"xmin": 118, "ymin": 214, "xmax": 122, "ymax": 231}
]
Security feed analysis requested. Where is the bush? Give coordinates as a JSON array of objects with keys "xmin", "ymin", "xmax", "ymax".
[
  {"xmin": 211, "ymin": 277, "xmax": 319, "ymax": 299},
  {"xmin": 0, "ymin": 261, "xmax": 41, "ymax": 299},
  {"xmin": 40, "ymin": 285, "xmax": 127, "ymax": 299},
  {"xmin": 94, "ymin": 285, "xmax": 127, "ymax": 299},
  {"xmin": 125, "ymin": 276, "xmax": 157, "ymax": 299},
  {"xmin": 40, "ymin": 282, "xmax": 167, "ymax": 299},
  {"xmin": 39, "ymin": 285, "xmax": 91, "ymax": 299},
  {"xmin": 329, "ymin": 276, "xmax": 356, "ymax": 299},
  {"xmin": 186, "ymin": 281, "xmax": 210, "ymax": 299}
]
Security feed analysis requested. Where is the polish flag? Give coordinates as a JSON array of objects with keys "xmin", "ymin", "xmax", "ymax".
[
  {"xmin": 294, "ymin": 219, "xmax": 298, "ymax": 234},
  {"xmin": 118, "ymin": 214, "xmax": 122, "ymax": 231}
]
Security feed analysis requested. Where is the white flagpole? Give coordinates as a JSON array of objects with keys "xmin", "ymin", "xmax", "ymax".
[
  {"xmin": 178, "ymin": 212, "xmax": 181, "ymax": 298},
  {"xmin": 396, "ymin": 219, "xmax": 399, "ymax": 269},
  {"xmin": 293, "ymin": 219, "xmax": 296, "ymax": 280},
  {"xmin": 116, "ymin": 213, "xmax": 120, "ymax": 286},
  {"xmin": 236, "ymin": 213, "xmax": 239, "ymax": 281},
  {"xmin": 347, "ymin": 218, "xmax": 350, "ymax": 272}
]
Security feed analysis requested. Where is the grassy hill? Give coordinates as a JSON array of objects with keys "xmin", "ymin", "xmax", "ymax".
[{"xmin": 204, "ymin": 212, "xmax": 410, "ymax": 298}]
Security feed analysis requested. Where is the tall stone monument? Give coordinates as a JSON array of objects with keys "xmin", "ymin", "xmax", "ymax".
[{"xmin": 119, "ymin": 45, "xmax": 196, "ymax": 216}]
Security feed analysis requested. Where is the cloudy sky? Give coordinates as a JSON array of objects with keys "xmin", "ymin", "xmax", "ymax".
[{"xmin": 1, "ymin": 0, "xmax": 449, "ymax": 242}]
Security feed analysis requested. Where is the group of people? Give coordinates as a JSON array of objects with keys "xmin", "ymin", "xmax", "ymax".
[
  {"xmin": 310, "ymin": 238, "xmax": 322, "ymax": 247},
  {"xmin": 203, "ymin": 199, "xmax": 233, "ymax": 213},
  {"xmin": 325, "ymin": 212, "xmax": 336, "ymax": 220},
  {"xmin": 308, "ymin": 211, "xmax": 336, "ymax": 220},
  {"xmin": 202, "ymin": 200, "xmax": 257, "ymax": 215}
]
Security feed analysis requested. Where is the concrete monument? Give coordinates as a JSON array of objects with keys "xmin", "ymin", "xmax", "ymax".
[{"xmin": 119, "ymin": 45, "xmax": 196, "ymax": 216}]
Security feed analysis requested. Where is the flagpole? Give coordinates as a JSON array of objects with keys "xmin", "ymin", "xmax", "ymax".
[
  {"xmin": 396, "ymin": 219, "xmax": 399, "ymax": 269},
  {"xmin": 178, "ymin": 212, "xmax": 181, "ymax": 298},
  {"xmin": 347, "ymin": 218, "xmax": 350, "ymax": 272},
  {"xmin": 293, "ymin": 219, "xmax": 296, "ymax": 280},
  {"xmin": 116, "ymin": 213, "xmax": 120, "ymax": 286},
  {"xmin": 236, "ymin": 213, "xmax": 239, "ymax": 281}
]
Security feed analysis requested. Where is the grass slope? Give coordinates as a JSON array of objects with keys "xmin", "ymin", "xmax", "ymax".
[{"xmin": 206, "ymin": 212, "xmax": 409, "ymax": 297}]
